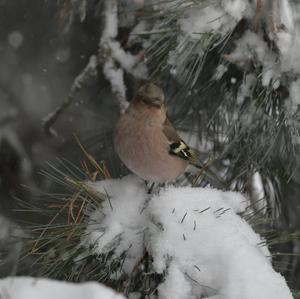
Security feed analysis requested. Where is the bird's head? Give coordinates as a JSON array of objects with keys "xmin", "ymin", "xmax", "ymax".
[{"xmin": 136, "ymin": 83, "xmax": 165, "ymax": 108}]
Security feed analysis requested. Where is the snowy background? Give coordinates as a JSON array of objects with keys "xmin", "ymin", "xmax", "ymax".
[{"xmin": 0, "ymin": 0, "xmax": 300, "ymax": 298}]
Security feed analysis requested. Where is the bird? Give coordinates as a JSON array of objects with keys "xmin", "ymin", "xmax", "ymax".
[{"xmin": 114, "ymin": 82, "xmax": 197, "ymax": 182}]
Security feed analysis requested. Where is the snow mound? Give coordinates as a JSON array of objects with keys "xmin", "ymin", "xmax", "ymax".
[
  {"xmin": 0, "ymin": 277, "xmax": 125, "ymax": 299},
  {"xmin": 148, "ymin": 186, "xmax": 292, "ymax": 299},
  {"xmin": 83, "ymin": 175, "xmax": 292, "ymax": 299}
]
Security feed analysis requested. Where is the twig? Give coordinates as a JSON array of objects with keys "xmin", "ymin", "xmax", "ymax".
[{"xmin": 42, "ymin": 55, "xmax": 98, "ymax": 137}]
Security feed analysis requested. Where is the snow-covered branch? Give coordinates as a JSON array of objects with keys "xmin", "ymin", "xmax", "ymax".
[{"xmin": 99, "ymin": 0, "xmax": 147, "ymax": 113}]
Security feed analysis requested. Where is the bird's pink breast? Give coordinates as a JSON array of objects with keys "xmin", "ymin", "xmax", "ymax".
[{"xmin": 114, "ymin": 113, "xmax": 187, "ymax": 182}]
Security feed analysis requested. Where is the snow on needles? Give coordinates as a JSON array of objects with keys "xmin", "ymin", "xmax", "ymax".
[
  {"xmin": 82, "ymin": 175, "xmax": 292, "ymax": 299},
  {"xmin": 0, "ymin": 277, "xmax": 125, "ymax": 299},
  {"xmin": 222, "ymin": 0, "xmax": 300, "ymax": 116},
  {"xmin": 83, "ymin": 175, "xmax": 149, "ymax": 273},
  {"xmin": 179, "ymin": 1, "xmax": 253, "ymax": 38}
]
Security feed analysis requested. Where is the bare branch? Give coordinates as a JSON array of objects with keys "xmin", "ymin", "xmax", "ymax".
[{"xmin": 42, "ymin": 55, "xmax": 98, "ymax": 137}]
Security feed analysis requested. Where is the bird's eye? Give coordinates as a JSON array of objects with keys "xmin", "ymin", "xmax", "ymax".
[{"xmin": 141, "ymin": 97, "xmax": 162, "ymax": 107}]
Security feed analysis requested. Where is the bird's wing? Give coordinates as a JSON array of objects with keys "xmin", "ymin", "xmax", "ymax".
[
  {"xmin": 163, "ymin": 117, "xmax": 197, "ymax": 163},
  {"xmin": 163, "ymin": 118, "xmax": 228, "ymax": 188}
]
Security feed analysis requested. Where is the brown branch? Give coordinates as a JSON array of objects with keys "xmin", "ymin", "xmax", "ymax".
[{"xmin": 42, "ymin": 55, "xmax": 98, "ymax": 137}]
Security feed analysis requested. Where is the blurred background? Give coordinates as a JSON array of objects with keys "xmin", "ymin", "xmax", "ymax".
[{"xmin": 0, "ymin": 0, "xmax": 120, "ymax": 215}]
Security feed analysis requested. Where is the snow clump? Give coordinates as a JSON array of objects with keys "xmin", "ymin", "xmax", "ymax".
[{"xmin": 82, "ymin": 175, "xmax": 293, "ymax": 299}]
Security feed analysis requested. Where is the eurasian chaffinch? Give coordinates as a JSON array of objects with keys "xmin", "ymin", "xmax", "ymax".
[{"xmin": 114, "ymin": 83, "xmax": 197, "ymax": 182}]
